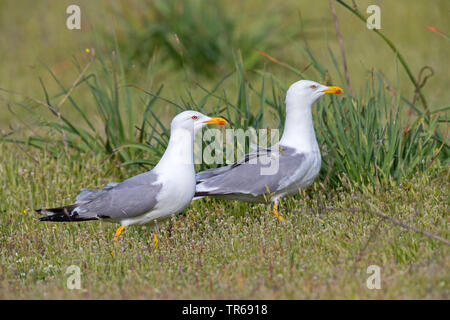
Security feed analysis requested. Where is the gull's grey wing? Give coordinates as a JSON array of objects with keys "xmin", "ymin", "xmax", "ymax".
[
  {"xmin": 195, "ymin": 146, "xmax": 307, "ymax": 199},
  {"xmin": 196, "ymin": 145, "xmax": 279, "ymax": 183},
  {"xmin": 75, "ymin": 182, "xmax": 119, "ymax": 203},
  {"xmin": 73, "ymin": 171, "xmax": 162, "ymax": 220},
  {"xmin": 196, "ymin": 163, "xmax": 234, "ymax": 182}
]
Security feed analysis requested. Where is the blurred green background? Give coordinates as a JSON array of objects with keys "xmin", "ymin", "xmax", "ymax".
[
  {"xmin": 0, "ymin": 1, "xmax": 448, "ymax": 300},
  {"xmin": 0, "ymin": 0, "xmax": 448, "ymax": 129}
]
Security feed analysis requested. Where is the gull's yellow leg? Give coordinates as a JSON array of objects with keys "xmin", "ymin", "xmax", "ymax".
[
  {"xmin": 114, "ymin": 225, "xmax": 125, "ymax": 241},
  {"xmin": 153, "ymin": 234, "xmax": 159, "ymax": 249},
  {"xmin": 272, "ymin": 203, "xmax": 284, "ymax": 221}
]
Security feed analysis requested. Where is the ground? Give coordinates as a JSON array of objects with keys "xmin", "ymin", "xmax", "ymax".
[
  {"xmin": 1, "ymin": 144, "xmax": 448, "ymax": 299},
  {"xmin": 0, "ymin": 0, "xmax": 448, "ymax": 300}
]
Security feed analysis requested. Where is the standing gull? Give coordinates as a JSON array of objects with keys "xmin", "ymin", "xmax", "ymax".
[
  {"xmin": 194, "ymin": 80, "xmax": 342, "ymax": 220},
  {"xmin": 36, "ymin": 111, "xmax": 226, "ymax": 243}
]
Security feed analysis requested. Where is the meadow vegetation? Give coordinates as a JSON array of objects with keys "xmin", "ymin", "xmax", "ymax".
[
  {"xmin": 0, "ymin": 0, "xmax": 448, "ymax": 299},
  {"xmin": 0, "ymin": 144, "xmax": 448, "ymax": 299}
]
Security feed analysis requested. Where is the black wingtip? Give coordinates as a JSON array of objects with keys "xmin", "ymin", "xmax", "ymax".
[
  {"xmin": 38, "ymin": 213, "xmax": 98, "ymax": 222},
  {"xmin": 194, "ymin": 192, "xmax": 212, "ymax": 197},
  {"xmin": 38, "ymin": 212, "xmax": 72, "ymax": 222},
  {"xmin": 34, "ymin": 204, "xmax": 95, "ymax": 222},
  {"xmin": 38, "ymin": 212, "xmax": 98, "ymax": 222}
]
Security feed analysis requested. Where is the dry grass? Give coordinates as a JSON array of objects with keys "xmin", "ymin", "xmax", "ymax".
[
  {"xmin": 0, "ymin": 0, "xmax": 449, "ymax": 300},
  {"xmin": 1, "ymin": 144, "xmax": 448, "ymax": 299}
]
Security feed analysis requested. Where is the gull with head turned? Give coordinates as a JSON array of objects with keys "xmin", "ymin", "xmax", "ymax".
[
  {"xmin": 194, "ymin": 80, "xmax": 342, "ymax": 220},
  {"xmin": 36, "ymin": 111, "xmax": 227, "ymax": 245}
]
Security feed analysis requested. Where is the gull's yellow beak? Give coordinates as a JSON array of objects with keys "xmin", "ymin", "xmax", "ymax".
[
  {"xmin": 203, "ymin": 117, "xmax": 227, "ymax": 125},
  {"xmin": 322, "ymin": 86, "xmax": 343, "ymax": 94}
]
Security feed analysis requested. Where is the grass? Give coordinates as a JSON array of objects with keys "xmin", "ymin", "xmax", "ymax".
[
  {"xmin": 110, "ymin": 0, "xmax": 282, "ymax": 77},
  {"xmin": 1, "ymin": 0, "xmax": 449, "ymax": 118},
  {"xmin": 0, "ymin": 0, "xmax": 449, "ymax": 300},
  {"xmin": 0, "ymin": 143, "xmax": 448, "ymax": 299},
  {"xmin": 2, "ymin": 48, "xmax": 445, "ymax": 187}
]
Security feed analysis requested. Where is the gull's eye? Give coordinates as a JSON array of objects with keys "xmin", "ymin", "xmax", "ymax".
[
  {"xmin": 191, "ymin": 115, "xmax": 199, "ymax": 120},
  {"xmin": 310, "ymin": 85, "xmax": 317, "ymax": 89}
]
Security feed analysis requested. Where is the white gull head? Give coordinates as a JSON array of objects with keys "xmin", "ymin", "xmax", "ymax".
[
  {"xmin": 285, "ymin": 80, "xmax": 343, "ymax": 107},
  {"xmin": 156, "ymin": 110, "xmax": 227, "ymax": 170},
  {"xmin": 170, "ymin": 110, "xmax": 226, "ymax": 132},
  {"xmin": 280, "ymin": 80, "xmax": 342, "ymax": 151}
]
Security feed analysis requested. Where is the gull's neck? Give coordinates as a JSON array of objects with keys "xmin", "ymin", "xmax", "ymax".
[
  {"xmin": 279, "ymin": 97, "xmax": 319, "ymax": 153},
  {"xmin": 154, "ymin": 127, "xmax": 195, "ymax": 173}
]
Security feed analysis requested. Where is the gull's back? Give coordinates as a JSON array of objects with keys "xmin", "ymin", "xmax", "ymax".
[{"xmin": 195, "ymin": 145, "xmax": 320, "ymax": 202}]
